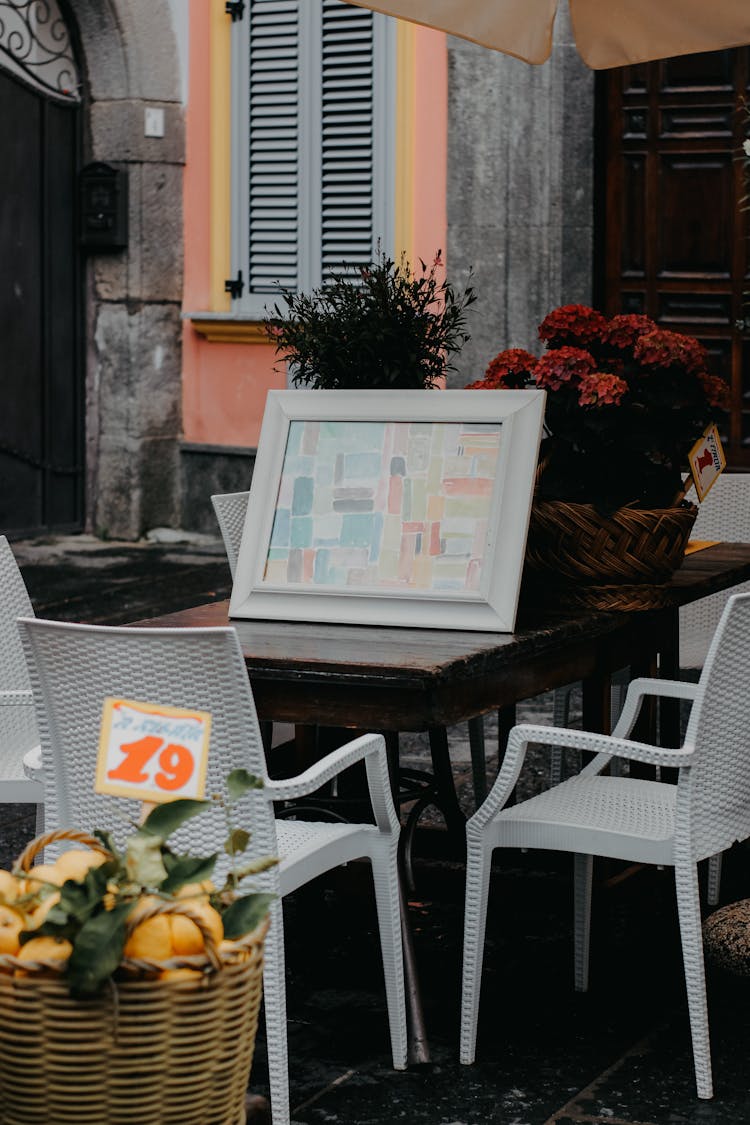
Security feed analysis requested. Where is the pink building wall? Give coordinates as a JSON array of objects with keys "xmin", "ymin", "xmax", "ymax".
[{"xmin": 181, "ymin": 12, "xmax": 448, "ymax": 451}]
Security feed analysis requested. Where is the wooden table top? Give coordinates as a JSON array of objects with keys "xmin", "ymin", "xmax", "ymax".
[{"xmin": 131, "ymin": 543, "xmax": 750, "ymax": 730}]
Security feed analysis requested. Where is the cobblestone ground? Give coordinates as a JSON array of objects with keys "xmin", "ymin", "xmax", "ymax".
[{"xmin": 3, "ymin": 535, "xmax": 746, "ymax": 1125}]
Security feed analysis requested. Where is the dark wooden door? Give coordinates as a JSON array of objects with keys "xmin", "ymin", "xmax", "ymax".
[
  {"xmin": 0, "ymin": 68, "xmax": 83, "ymax": 535},
  {"xmin": 600, "ymin": 49, "xmax": 750, "ymax": 468}
]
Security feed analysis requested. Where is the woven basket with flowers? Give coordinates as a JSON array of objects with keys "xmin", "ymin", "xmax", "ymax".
[
  {"xmin": 0, "ymin": 771, "xmax": 275, "ymax": 1125},
  {"xmin": 468, "ymin": 305, "xmax": 730, "ymax": 610}
]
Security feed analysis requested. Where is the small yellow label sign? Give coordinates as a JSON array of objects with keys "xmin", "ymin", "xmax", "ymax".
[
  {"xmin": 688, "ymin": 424, "xmax": 726, "ymax": 502},
  {"xmin": 95, "ymin": 697, "xmax": 211, "ymax": 804}
]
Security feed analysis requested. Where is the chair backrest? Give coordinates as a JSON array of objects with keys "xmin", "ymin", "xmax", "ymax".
[
  {"xmin": 0, "ymin": 536, "xmax": 34, "ymax": 692},
  {"xmin": 18, "ymin": 618, "xmax": 277, "ymax": 866},
  {"xmin": 679, "ymin": 591, "xmax": 750, "ymax": 857},
  {"xmin": 211, "ymin": 492, "xmax": 250, "ymax": 579},
  {"xmin": 680, "ymin": 473, "xmax": 750, "ymax": 668}
]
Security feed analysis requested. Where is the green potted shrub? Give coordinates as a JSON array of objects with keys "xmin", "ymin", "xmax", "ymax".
[{"xmin": 264, "ymin": 249, "xmax": 476, "ymax": 389}]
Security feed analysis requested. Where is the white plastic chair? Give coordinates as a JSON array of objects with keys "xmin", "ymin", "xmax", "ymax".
[
  {"xmin": 0, "ymin": 537, "xmax": 43, "ymax": 821},
  {"xmin": 211, "ymin": 490, "xmax": 250, "ymax": 580},
  {"xmin": 680, "ymin": 474, "xmax": 750, "ymax": 670},
  {"xmin": 460, "ymin": 591, "xmax": 750, "ymax": 1100},
  {"xmin": 18, "ymin": 618, "xmax": 407, "ymax": 1125}
]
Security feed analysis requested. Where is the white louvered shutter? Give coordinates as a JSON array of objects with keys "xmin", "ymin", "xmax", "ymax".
[
  {"xmin": 248, "ymin": 0, "xmax": 300, "ymax": 294},
  {"xmin": 320, "ymin": 0, "xmax": 376, "ymax": 282},
  {"xmin": 231, "ymin": 0, "xmax": 393, "ymax": 314}
]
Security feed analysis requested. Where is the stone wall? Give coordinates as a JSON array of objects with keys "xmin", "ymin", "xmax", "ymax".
[
  {"xmin": 446, "ymin": 2, "xmax": 595, "ymax": 386},
  {"xmin": 73, "ymin": 0, "xmax": 184, "ymax": 539}
]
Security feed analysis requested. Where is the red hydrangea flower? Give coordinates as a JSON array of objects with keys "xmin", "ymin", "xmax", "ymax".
[
  {"xmin": 634, "ymin": 328, "xmax": 708, "ymax": 375},
  {"xmin": 482, "ymin": 347, "xmax": 537, "ymax": 389},
  {"xmin": 601, "ymin": 314, "xmax": 656, "ymax": 350},
  {"xmin": 696, "ymin": 372, "xmax": 731, "ymax": 411},
  {"xmin": 534, "ymin": 346, "xmax": 596, "ymax": 391},
  {"xmin": 538, "ymin": 304, "xmax": 608, "ymax": 347},
  {"xmin": 578, "ymin": 371, "xmax": 629, "ymax": 407}
]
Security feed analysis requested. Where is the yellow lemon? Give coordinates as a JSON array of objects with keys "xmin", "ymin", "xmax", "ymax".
[
  {"xmin": 22, "ymin": 864, "xmax": 60, "ymax": 897},
  {"xmin": 15, "ymin": 936, "xmax": 73, "ymax": 977},
  {"xmin": 0, "ymin": 904, "xmax": 25, "ymax": 956},
  {"xmin": 0, "ymin": 870, "xmax": 20, "ymax": 904},
  {"xmin": 170, "ymin": 903, "xmax": 223, "ymax": 956},
  {"xmin": 53, "ymin": 849, "xmax": 106, "ymax": 884},
  {"xmin": 176, "ymin": 880, "xmax": 215, "ymax": 902},
  {"xmin": 123, "ymin": 897, "xmax": 172, "ymax": 961},
  {"xmin": 27, "ymin": 892, "xmax": 61, "ymax": 928}
]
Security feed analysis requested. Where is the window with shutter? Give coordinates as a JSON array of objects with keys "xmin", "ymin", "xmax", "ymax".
[{"xmin": 229, "ymin": 0, "xmax": 395, "ymax": 316}]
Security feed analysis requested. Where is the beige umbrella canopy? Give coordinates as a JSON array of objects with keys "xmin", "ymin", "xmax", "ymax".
[{"xmin": 346, "ymin": 0, "xmax": 750, "ymax": 69}]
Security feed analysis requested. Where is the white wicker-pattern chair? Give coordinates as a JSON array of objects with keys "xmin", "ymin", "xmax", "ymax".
[
  {"xmin": 680, "ymin": 473, "xmax": 750, "ymax": 670},
  {"xmin": 0, "ymin": 537, "xmax": 43, "ymax": 821},
  {"xmin": 460, "ymin": 591, "xmax": 750, "ymax": 1100},
  {"xmin": 18, "ymin": 618, "xmax": 407, "ymax": 1125},
  {"xmin": 211, "ymin": 490, "xmax": 250, "ymax": 580}
]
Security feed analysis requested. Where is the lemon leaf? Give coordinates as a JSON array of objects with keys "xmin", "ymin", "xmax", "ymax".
[
  {"xmin": 226, "ymin": 770, "xmax": 263, "ymax": 801},
  {"xmin": 139, "ymin": 798, "xmax": 210, "ymax": 840},
  {"xmin": 234, "ymin": 856, "xmax": 279, "ymax": 878},
  {"xmin": 224, "ymin": 828, "xmax": 251, "ymax": 856},
  {"xmin": 161, "ymin": 854, "xmax": 217, "ymax": 894},
  {"xmin": 67, "ymin": 901, "xmax": 134, "ymax": 996},
  {"xmin": 126, "ymin": 834, "xmax": 167, "ymax": 888},
  {"xmin": 221, "ymin": 892, "xmax": 274, "ymax": 939}
]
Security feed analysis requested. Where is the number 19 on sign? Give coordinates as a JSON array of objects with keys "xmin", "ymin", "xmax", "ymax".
[{"xmin": 96, "ymin": 698, "xmax": 211, "ymax": 803}]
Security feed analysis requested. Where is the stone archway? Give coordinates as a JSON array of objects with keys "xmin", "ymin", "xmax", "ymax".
[{"xmin": 70, "ymin": 0, "xmax": 185, "ymax": 538}]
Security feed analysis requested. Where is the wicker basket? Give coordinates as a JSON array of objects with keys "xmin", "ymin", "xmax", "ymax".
[
  {"xmin": 524, "ymin": 499, "xmax": 698, "ymax": 611},
  {"xmin": 0, "ymin": 831, "xmax": 268, "ymax": 1125}
]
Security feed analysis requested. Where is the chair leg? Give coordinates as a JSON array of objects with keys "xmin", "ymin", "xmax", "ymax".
[
  {"xmin": 460, "ymin": 836, "xmax": 493, "ymax": 1065},
  {"xmin": 706, "ymin": 853, "xmax": 722, "ymax": 907},
  {"xmin": 675, "ymin": 859, "xmax": 713, "ymax": 1099},
  {"xmin": 262, "ymin": 899, "xmax": 291, "ymax": 1125},
  {"xmin": 574, "ymin": 853, "xmax": 593, "ymax": 992},
  {"xmin": 370, "ymin": 842, "xmax": 408, "ymax": 1070}
]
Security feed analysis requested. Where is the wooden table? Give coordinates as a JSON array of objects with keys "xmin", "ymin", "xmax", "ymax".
[
  {"xmin": 137, "ymin": 544, "xmax": 750, "ymax": 727},
  {"xmin": 132, "ymin": 543, "xmax": 750, "ymax": 1063}
]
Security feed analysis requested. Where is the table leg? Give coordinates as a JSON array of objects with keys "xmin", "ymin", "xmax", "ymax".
[
  {"xmin": 427, "ymin": 726, "xmax": 466, "ymax": 839},
  {"xmin": 399, "ymin": 876, "xmax": 430, "ymax": 1066},
  {"xmin": 467, "ymin": 716, "xmax": 487, "ymax": 807},
  {"xmin": 582, "ymin": 671, "xmax": 612, "ymax": 735}
]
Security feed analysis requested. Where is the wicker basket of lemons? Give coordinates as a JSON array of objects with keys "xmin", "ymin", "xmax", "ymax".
[{"xmin": 0, "ymin": 771, "xmax": 275, "ymax": 1125}]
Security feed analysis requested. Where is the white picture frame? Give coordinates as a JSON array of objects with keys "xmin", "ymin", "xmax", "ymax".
[{"xmin": 229, "ymin": 389, "xmax": 545, "ymax": 632}]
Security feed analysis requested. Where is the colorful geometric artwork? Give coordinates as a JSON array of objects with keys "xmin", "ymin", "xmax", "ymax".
[{"xmin": 263, "ymin": 420, "xmax": 503, "ymax": 592}]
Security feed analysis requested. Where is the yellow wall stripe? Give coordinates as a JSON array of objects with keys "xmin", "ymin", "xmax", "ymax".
[{"xmin": 210, "ymin": 0, "xmax": 232, "ymax": 312}]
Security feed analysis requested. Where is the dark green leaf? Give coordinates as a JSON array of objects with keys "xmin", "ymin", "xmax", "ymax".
[
  {"xmin": 161, "ymin": 854, "xmax": 218, "ymax": 894},
  {"xmin": 221, "ymin": 893, "xmax": 274, "ymax": 940},
  {"xmin": 224, "ymin": 828, "xmax": 250, "ymax": 856},
  {"xmin": 93, "ymin": 829, "xmax": 120, "ymax": 863},
  {"xmin": 67, "ymin": 902, "xmax": 134, "ymax": 996},
  {"xmin": 140, "ymin": 798, "xmax": 210, "ymax": 840},
  {"xmin": 226, "ymin": 769, "xmax": 263, "ymax": 801}
]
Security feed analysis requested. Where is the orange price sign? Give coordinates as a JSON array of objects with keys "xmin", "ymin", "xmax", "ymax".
[{"xmin": 95, "ymin": 698, "xmax": 211, "ymax": 803}]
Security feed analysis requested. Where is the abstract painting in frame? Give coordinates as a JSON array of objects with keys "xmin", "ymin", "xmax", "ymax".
[{"xmin": 229, "ymin": 389, "xmax": 545, "ymax": 631}]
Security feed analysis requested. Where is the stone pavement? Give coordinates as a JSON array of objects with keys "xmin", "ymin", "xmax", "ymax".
[{"xmin": 3, "ymin": 533, "xmax": 750, "ymax": 1125}]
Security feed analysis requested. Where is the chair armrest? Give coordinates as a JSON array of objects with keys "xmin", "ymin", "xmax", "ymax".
[
  {"xmin": 0, "ymin": 690, "xmax": 33, "ymax": 706},
  {"xmin": 468, "ymin": 721, "xmax": 694, "ymax": 835},
  {"xmin": 611, "ymin": 677, "xmax": 699, "ymax": 740},
  {"xmin": 265, "ymin": 732, "xmax": 399, "ymax": 835}
]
